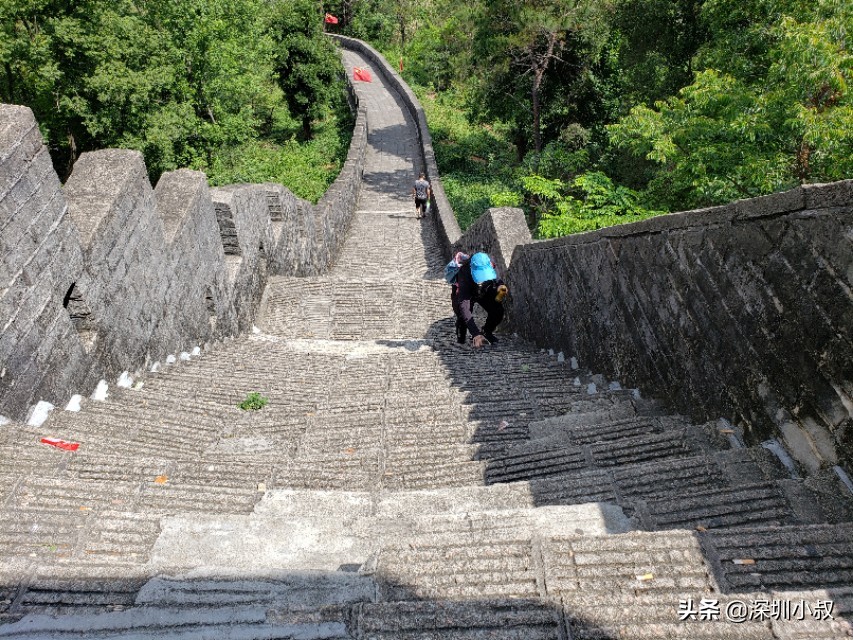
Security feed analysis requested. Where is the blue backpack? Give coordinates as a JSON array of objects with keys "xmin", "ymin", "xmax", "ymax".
[{"xmin": 444, "ymin": 260, "xmax": 461, "ymax": 284}]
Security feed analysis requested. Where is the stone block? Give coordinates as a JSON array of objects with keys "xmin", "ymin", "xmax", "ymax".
[
  {"xmin": 735, "ymin": 186, "xmax": 805, "ymax": 219},
  {"xmin": 803, "ymin": 179, "xmax": 853, "ymax": 210}
]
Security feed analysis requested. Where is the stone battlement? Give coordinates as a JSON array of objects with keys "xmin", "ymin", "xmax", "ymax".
[{"xmin": 0, "ymin": 78, "xmax": 367, "ymax": 422}]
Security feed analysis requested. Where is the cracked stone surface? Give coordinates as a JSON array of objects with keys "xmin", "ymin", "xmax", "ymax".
[{"xmin": 1, "ymin": 44, "xmax": 852, "ymax": 640}]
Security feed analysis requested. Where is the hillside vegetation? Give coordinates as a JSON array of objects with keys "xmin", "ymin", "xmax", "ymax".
[
  {"xmin": 328, "ymin": 0, "xmax": 852, "ymax": 235},
  {"xmin": 1, "ymin": 0, "xmax": 352, "ymax": 202}
]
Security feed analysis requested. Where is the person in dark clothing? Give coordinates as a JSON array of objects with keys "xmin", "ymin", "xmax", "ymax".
[
  {"xmin": 449, "ymin": 252, "xmax": 507, "ymax": 348},
  {"xmin": 412, "ymin": 172, "xmax": 431, "ymax": 219}
]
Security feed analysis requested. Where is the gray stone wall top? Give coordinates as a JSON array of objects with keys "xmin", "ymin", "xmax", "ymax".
[
  {"xmin": 453, "ymin": 207, "xmax": 532, "ymax": 277},
  {"xmin": 155, "ymin": 169, "xmax": 209, "ymax": 245},
  {"xmin": 517, "ymin": 180, "xmax": 853, "ymax": 254}
]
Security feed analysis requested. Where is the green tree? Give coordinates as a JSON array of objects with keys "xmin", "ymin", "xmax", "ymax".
[
  {"xmin": 528, "ymin": 171, "xmax": 663, "ymax": 237},
  {"xmin": 269, "ymin": 0, "xmax": 346, "ymax": 140},
  {"xmin": 471, "ymin": 0, "xmax": 608, "ymax": 157},
  {"xmin": 610, "ymin": 0, "xmax": 853, "ymax": 208}
]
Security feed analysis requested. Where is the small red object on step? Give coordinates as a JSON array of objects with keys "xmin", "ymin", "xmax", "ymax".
[
  {"xmin": 41, "ymin": 437, "xmax": 80, "ymax": 451},
  {"xmin": 353, "ymin": 67, "xmax": 372, "ymax": 82}
]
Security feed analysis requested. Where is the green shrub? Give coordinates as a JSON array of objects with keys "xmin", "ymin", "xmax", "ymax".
[
  {"xmin": 529, "ymin": 171, "xmax": 665, "ymax": 238},
  {"xmin": 238, "ymin": 392, "xmax": 269, "ymax": 411}
]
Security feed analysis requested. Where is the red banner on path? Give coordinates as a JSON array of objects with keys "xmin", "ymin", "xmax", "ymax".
[
  {"xmin": 324, "ymin": 13, "xmax": 339, "ymax": 24},
  {"xmin": 41, "ymin": 437, "xmax": 80, "ymax": 451},
  {"xmin": 353, "ymin": 67, "xmax": 372, "ymax": 82}
]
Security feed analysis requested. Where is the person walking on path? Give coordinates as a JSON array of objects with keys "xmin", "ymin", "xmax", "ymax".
[
  {"xmin": 412, "ymin": 172, "xmax": 431, "ymax": 219},
  {"xmin": 446, "ymin": 252, "xmax": 508, "ymax": 348}
]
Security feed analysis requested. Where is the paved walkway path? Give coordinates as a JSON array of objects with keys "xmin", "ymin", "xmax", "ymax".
[{"xmin": 0, "ymin": 44, "xmax": 851, "ymax": 640}]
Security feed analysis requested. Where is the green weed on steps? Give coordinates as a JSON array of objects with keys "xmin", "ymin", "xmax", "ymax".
[{"xmin": 238, "ymin": 392, "xmax": 269, "ymax": 411}]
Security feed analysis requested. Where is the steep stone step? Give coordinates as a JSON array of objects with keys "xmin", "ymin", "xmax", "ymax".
[
  {"xmin": 0, "ymin": 605, "xmax": 353, "ymax": 639},
  {"xmin": 561, "ymin": 592, "xmax": 781, "ymax": 639},
  {"xmin": 769, "ymin": 587, "xmax": 853, "ymax": 639},
  {"xmin": 543, "ymin": 529, "xmax": 711, "ymax": 596},
  {"xmin": 528, "ymin": 454, "xmax": 731, "ymax": 507},
  {"xmin": 484, "ymin": 429, "xmax": 708, "ymax": 484},
  {"xmin": 137, "ymin": 574, "xmax": 374, "ymax": 609},
  {"xmin": 0, "ymin": 509, "xmax": 84, "ymax": 557},
  {"xmin": 701, "ymin": 523, "xmax": 853, "ymax": 592},
  {"xmin": 640, "ymin": 481, "xmax": 796, "ymax": 531},
  {"xmin": 527, "ymin": 413, "xmax": 703, "ymax": 446},
  {"xmin": 356, "ymin": 599, "xmax": 562, "ymax": 639},
  {"xmin": 380, "ymin": 459, "xmax": 487, "ymax": 490},
  {"xmin": 260, "ymin": 276, "xmax": 450, "ymax": 340},
  {"xmin": 375, "ymin": 538, "xmax": 541, "ymax": 601}
]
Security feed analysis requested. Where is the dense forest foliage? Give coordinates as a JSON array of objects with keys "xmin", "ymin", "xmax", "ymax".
[
  {"xmin": 3, "ymin": 0, "xmax": 850, "ymax": 233},
  {"xmin": 328, "ymin": 0, "xmax": 852, "ymax": 235},
  {"xmin": 0, "ymin": 0, "xmax": 353, "ymax": 201}
]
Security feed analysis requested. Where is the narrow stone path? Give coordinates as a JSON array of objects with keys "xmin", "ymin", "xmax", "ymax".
[{"xmin": 0, "ymin": 44, "xmax": 852, "ymax": 640}]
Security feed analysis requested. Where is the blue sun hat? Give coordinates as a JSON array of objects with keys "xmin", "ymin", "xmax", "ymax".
[{"xmin": 470, "ymin": 252, "xmax": 498, "ymax": 284}]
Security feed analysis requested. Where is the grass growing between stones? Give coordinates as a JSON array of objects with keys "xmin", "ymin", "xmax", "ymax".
[{"xmin": 238, "ymin": 392, "xmax": 269, "ymax": 411}]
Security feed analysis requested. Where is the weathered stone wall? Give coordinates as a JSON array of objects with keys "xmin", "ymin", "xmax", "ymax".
[
  {"xmin": 311, "ymin": 115, "xmax": 368, "ymax": 272},
  {"xmin": 0, "ymin": 72, "xmax": 368, "ymax": 421},
  {"xmin": 330, "ymin": 35, "xmax": 462, "ymax": 254},
  {"xmin": 0, "ymin": 106, "xmax": 96, "ymax": 419},
  {"xmin": 489, "ymin": 184, "xmax": 852, "ymax": 474}
]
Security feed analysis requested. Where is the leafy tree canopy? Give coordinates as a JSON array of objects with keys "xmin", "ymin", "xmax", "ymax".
[{"xmin": 0, "ymin": 0, "xmax": 350, "ymax": 187}]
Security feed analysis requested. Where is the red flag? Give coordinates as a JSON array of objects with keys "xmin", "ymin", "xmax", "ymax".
[
  {"xmin": 324, "ymin": 13, "xmax": 339, "ymax": 24},
  {"xmin": 41, "ymin": 437, "xmax": 80, "ymax": 451},
  {"xmin": 353, "ymin": 67, "xmax": 372, "ymax": 82}
]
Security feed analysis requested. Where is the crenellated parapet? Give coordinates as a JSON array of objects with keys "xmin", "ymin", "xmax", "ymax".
[{"xmin": 0, "ymin": 78, "xmax": 368, "ymax": 422}]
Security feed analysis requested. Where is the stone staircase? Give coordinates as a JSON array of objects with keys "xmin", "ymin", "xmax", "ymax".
[{"xmin": 2, "ymin": 42, "xmax": 853, "ymax": 640}]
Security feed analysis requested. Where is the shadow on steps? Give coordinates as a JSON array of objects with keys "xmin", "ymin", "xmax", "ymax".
[
  {"xmin": 2, "ymin": 568, "xmax": 850, "ymax": 638},
  {"xmin": 423, "ymin": 314, "xmax": 853, "ymax": 600}
]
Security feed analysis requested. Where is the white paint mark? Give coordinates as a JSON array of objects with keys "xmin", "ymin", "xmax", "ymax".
[
  {"xmin": 833, "ymin": 466, "xmax": 853, "ymax": 496},
  {"xmin": 761, "ymin": 438, "xmax": 801, "ymax": 479},
  {"xmin": 557, "ymin": 352, "xmax": 565, "ymax": 363},
  {"xmin": 548, "ymin": 349, "xmax": 555, "ymax": 356},
  {"xmin": 573, "ymin": 377, "xmax": 582, "ymax": 387},
  {"xmin": 91, "ymin": 380, "xmax": 109, "ymax": 401},
  {"xmin": 166, "ymin": 355, "xmax": 177, "ymax": 364},
  {"xmin": 191, "ymin": 346, "xmax": 201, "ymax": 356},
  {"xmin": 631, "ymin": 389, "xmax": 642, "ymax": 400},
  {"xmin": 0, "ymin": 415, "xmax": 10, "ymax": 426},
  {"xmin": 719, "ymin": 418, "xmax": 744, "ymax": 449},
  {"xmin": 133, "ymin": 381, "xmax": 144, "ymax": 390},
  {"xmin": 570, "ymin": 357, "xmax": 579, "ymax": 370},
  {"xmin": 117, "ymin": 372, "xmax": 133, "ymax": 388},
  {"xmin": 586, "ymin": 383, "xmax": 597, "ymax": 395},
  {"xmin": 609, "ymin": 381, "xmax": 622, "ymax": 391},
  {"xmin": 151, "ymin": 362, "xmax": 161, "ymax": 373},
  {"xmin": 179, "ymin": 352, "xmax": 191, "ymax": 361},
  {"xmin": 252, "ymin": 325, "xmax": 261, "ymax": 334},
  {"xmin": 65, "ymin": 395, "xmax": 83, "ymax": 412},
  {"xmin": 27, "ymin": 401, "xmax": 55, "ymax": 427}
]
